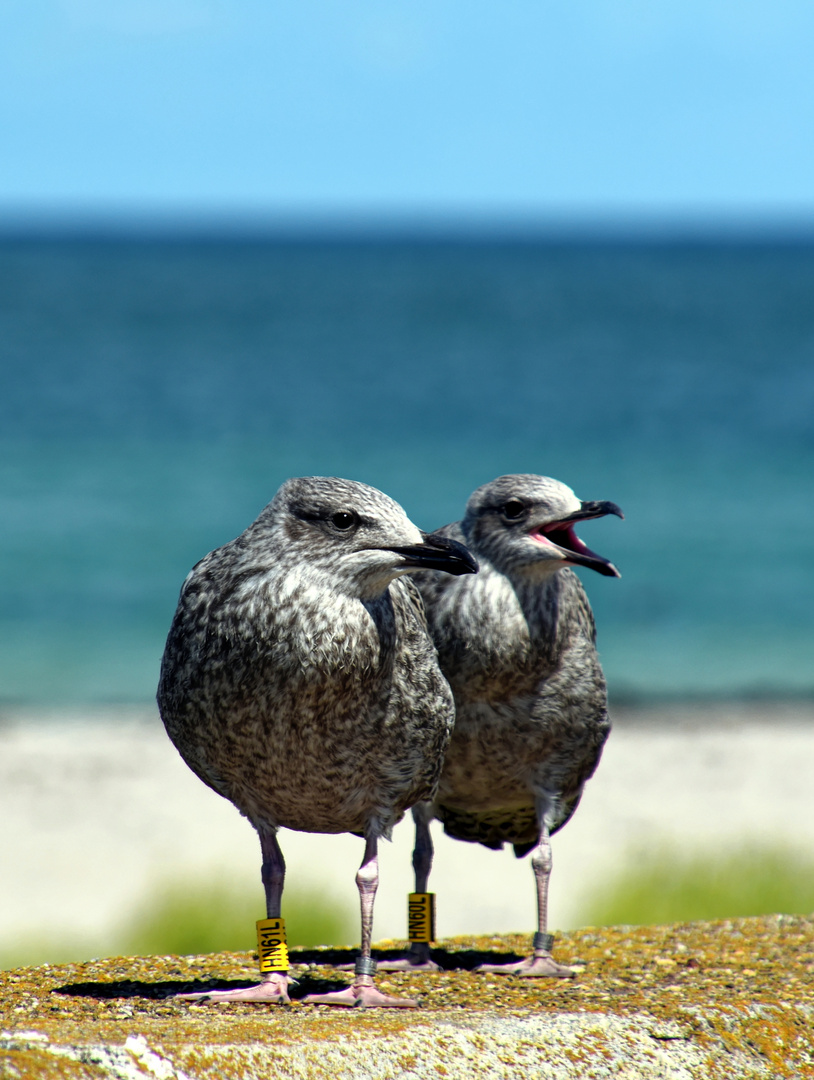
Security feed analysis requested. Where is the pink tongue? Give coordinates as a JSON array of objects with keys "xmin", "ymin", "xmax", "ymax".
[
  {"xmin": 529, "ymin": 528, "xmax": 558, "ymax": 547},
  {"xmin": 534, "ymin": 524, "xmax": 595, "ymax": 558}
]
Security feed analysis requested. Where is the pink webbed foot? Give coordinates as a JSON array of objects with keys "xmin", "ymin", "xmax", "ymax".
[
  {"xmin": 375, "ymin": 957, "xmax": 441, "ymax": 973},
  {"xmin": 179, "ymin": 972, "xmax": 293, "ymax": 1004},
  {"xmin": 475, "ymin": 953, "xmax": 576, "ymax": 979},
  {"xmin": 369, "ymin": 944, "xmax": 440, "ymax": 973},
  {"xmin": 304, "ymin": 974, "xmax": 417, "ymax": 1009}
]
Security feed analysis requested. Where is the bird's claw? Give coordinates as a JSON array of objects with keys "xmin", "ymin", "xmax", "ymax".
[
  {"xmin": 179, "ymin": 973, "xmax": 294, "ymax": 1004},
  {"xmin": 303, "ymin": 982, "xmax": 417, "ymax": 1008},
  {"xmin": 375, "ymin": 957, "xmax": 441, "ymax": 972},
  {"xmin": 475, "ymin": 953, "xmax": 576, "ymax": 978}
]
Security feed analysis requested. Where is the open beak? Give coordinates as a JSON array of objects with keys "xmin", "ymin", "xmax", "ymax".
[
  {"xmin": 530, "ymin": 500, "xmax": 623, "ymax": 578},
  {"xmin": 390, "ymin": 532, "xmax": 479, "ymax": 577}
]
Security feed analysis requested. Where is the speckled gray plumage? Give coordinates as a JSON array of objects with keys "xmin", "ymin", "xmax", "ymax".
[
  {"xmin": 413, "ymin": 474, "xmax": 620, "ymax": 855},
  {"xmin": 157, "ymin": 476, "xmax": 458, "ymax": 841}
]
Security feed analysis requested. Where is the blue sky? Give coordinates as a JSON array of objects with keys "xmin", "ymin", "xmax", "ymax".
[{"xmin": 2, "ymin": 1, "xmax": 813, "ymax": 224}]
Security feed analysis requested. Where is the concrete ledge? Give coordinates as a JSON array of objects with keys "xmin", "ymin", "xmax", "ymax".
[{"xmin": 2, "ymin": 915, "xmax": 813, "ymax": 1078}]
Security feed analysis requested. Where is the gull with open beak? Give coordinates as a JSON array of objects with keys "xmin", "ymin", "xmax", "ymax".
[{"xmin": 379, "ymin": 474, "xmax": 622, "ymax": 977}]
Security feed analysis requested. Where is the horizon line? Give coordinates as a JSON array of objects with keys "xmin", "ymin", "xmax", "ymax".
[{"xmin": 3, "ymin": 207, "xmax": 814, "ymax": 245}]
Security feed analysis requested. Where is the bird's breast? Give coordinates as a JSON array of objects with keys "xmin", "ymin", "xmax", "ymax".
[
  {"xmin": 425, "ymin": 566, "xmax": 563, "ymax": 703},
  {"xmin": 159, "ymin": 577, "xmax": 451, "ymax": 837}
]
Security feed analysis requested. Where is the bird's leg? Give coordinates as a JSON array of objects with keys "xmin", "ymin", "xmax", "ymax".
[
  {"xmin": 179, "ymin": 828, "xmax": 293, "ymax": 1004},
  {"xmin": 304, "ymin": 834, "xmax": 418, "ymax": 1007},
  {"xmin": 476, "ymin": 802, "xmax": 576, "ymax": 979},
  {"xmin": 378, "ymin": 804, "xmax": 440, "ymax": 972}
]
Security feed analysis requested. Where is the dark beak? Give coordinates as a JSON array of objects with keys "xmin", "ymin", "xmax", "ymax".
[
  {"xmin": 555, "ymin": 500, "xmax": 624, "ymax": 525},
  {"xmin": 390, "ymin": 532, "xmax": 478, "ymax": 577}
]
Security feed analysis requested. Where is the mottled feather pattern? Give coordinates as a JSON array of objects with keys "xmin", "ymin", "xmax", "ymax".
[
  {"xmin": 158, "ymin": 477, "xmax": 457, "ymax": 841},
  {"xmin": 413, "ymin": 475, "xmax": 615, "ymax": 853}
]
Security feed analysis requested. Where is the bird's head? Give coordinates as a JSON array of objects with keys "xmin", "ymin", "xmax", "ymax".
[
  {"xmin": 263, "ymin": 477, "xmax": 477, "ymax": 600},
  {"xmin": 461, "ymin": 474, "xmax": 622, "ymax": 580}
]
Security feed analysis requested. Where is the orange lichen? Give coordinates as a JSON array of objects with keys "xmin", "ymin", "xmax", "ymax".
[{"xmin": 1, "ymin": 915, "xmax": 812, "ymax": 1078}]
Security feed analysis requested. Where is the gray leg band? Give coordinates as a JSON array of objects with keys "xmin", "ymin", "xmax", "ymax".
[
  {"xmin": 533, "ymin": 932, "xmax": 555, "ymax": 952},
  {"xmin": 354, "ymin": 956, "xmax": 378, "ymax": 977}
]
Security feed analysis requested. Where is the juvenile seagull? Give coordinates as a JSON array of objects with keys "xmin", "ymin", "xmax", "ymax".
[
  {"xmin": 382, "ymin": 474, "xmax": 621, "ymax": 977},
  {"xmin": 157, "ymin": 476, "xmax": 477, "ymax": 1007}
]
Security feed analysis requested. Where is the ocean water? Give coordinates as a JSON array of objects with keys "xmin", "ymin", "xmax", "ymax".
[{"xmin": 1, "ymin": 235, "xmax": 813, "ymax": 704}]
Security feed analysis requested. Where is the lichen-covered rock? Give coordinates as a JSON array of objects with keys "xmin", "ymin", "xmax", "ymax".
[{"xmin": 2, "ymin": 916, "xmax": 812, "ymax": 1079}]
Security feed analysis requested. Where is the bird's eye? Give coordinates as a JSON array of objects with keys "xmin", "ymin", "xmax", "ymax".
[
  {"xmin": 502, "ymin": 499, "xmax": 526, "ymax": 520},
  {"xmin": 330, "ymin": 511, "xmax": 357, "ymax": 531}
]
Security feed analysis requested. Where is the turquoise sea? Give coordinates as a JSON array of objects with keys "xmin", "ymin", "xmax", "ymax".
[{"xmin": 1, "ymin": 235, "xmax": 813, "ymax": 703}]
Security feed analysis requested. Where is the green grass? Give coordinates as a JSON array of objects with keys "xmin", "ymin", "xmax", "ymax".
[
  {"xmin": 120, "ymin": 876, "xmax": 355, "ymax": 957},
  {"xmin": 0, "ymin": 875, "xmax": 356, "ymax": 970},
  {"xmin": 577, "ymin": 843, "xmax": 814, "ymax": 928},
  {"xmin": 8, "ymin": 845, "xmax": 813, "ymax": 971}
]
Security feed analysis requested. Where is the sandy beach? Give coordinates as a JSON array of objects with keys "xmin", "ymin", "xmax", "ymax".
[{"xmin": 2, "ymin": 701, "xmax": 813, "ymax": 967}]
